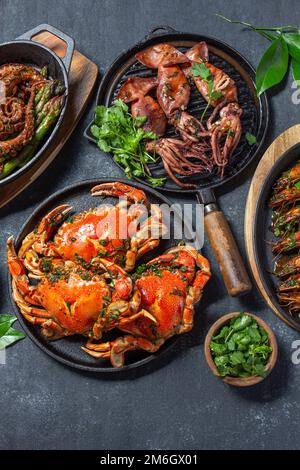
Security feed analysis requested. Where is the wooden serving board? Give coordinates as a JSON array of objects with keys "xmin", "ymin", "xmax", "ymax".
[
  {"xmin": 0, "ymin": 31, "xmax": 98, "ymax": 208},
  {"xmin": 245, "ymin": 124, "xmax": 300, "ymax": 330}
]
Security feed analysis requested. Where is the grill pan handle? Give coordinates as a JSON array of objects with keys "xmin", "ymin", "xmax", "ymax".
[
  {"xmin": 199, "ymin": 194, "xmax": 252, "ymax": 296},
  {"xmin": 16, "ymin": 24, "xmax": 74, "ymax": 73},
  {"xmin": 144, "ymin": 25, "xmax": 178, "ymax": 40}
]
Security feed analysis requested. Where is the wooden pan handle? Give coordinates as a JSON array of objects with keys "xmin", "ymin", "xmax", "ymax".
[{"xmin": 204, "ymin": 208, "xmax": 252, "ymax": 296}]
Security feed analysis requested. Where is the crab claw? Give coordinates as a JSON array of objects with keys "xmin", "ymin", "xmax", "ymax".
[
  {"xmin": 91, "ymin": 182, "xmax": 149, "ymax": 207},
  {"xmin": 18, "ymin": 204, "xmax": 72, "ymax": 258},
  {"xmin": 82, "ymin": 335, "xmax": 163, "ymax": 368}
]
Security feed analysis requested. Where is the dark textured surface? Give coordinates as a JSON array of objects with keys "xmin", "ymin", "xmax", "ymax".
[{"xmin": 0, "ymin": 0, "xmax": 299, "ymax": 450}]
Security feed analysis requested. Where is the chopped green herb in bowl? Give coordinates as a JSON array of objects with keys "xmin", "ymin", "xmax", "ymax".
[{"xmin": 204, "ymin": 312, "xmax": 277, "ymax": 386}]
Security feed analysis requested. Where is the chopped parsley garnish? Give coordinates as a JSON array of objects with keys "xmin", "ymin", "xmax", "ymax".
[
  {"xmin": 40, "ymin": 258, "xmax": 53, "ymax": 273},
  {"xmin": 245, "ymin": 132, "xmax": 257, "ymax": 146},
  {"xmin": 191, "ymin": 63, "xmax": 223, "ymax": 121}
]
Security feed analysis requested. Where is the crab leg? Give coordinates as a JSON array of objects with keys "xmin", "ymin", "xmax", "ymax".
[
  {"xmin": 82, "ymin": 335, "xmax": 165, "ymax": 368},
  {"xmin": 179, "ymin": 269, "xmax": 210, "ymax": 334},
  {"xmin": 164, "ymin": 246, "xmax": 211, "ymax": 334},
  {"xmin": 12, "ymin": 280, "xmax": 45, "ymax": 316},
  {"xmin": 7, "ymin": 237, "xmax": 38, "ymax": 301},
  {"xmin": 126, "ymin": 204, "xmax": 167, "ymax": 271},
  {"xmin": 92, "ymin": 297, "xmax": 156, "ymax": 339}
]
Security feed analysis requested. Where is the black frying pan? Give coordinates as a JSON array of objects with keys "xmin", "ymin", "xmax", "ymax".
[
  {"xmin": 253, "ymin": 143, "xmax": 300, "ymax": 331},
  {"xmin": 84, "ymin": 25, "xmax": 269, "ymax": 297},
  {"xmin": 9, "ymin": 178, "xmax": 199, "ymax": 373},
  {"xmin": 0, "ymin": 23, "xmax": 74, "ymax": 188}
]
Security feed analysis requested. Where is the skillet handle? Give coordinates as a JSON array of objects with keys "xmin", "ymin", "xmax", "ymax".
[
  {"xmin": 204, "ymin": 205, "xmax": 252, "ymax": 296},
  {"xmin": 144, "ymin": 25, "xmax": 178, "ymax": 40},
  {"xmin": 16, "ymin": 24, "xmax": 74, "ymax": 73}
]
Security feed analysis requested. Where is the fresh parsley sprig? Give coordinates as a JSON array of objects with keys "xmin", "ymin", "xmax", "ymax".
[
  {"xmin": 191, "ymin": 62, "xmax": 223, "ymax": 121},
  {"xmin": 218, "ymin": 14, "xmax": 300, "ymax": 95},
  {"xmin": 91, "ymin": 100, "xmax": 166, "ymax": 188}
]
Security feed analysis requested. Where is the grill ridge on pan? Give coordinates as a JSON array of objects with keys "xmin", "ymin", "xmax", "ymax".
[{"xmin": 110, "ymin": 45, "xmax": 258, "ymax": 188}]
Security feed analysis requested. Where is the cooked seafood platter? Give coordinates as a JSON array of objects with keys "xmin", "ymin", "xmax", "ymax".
[
  {"xmin": 253, "ymin": 143, "xmax": 300, "ymax": 330},
  {"xmin": 0, "ymin": 63, "xmax": 65, "ymax": 179},
  {"xmin": 0, "ymin": 24, "xmax": 74, "ymax": 185},
  {"xmin": 7, "ymin": 181, "xmax": 211, "ymax": 369},
  {"xmin": 86, "ymin": 29, "xmax": 268, "ymax": 191}
]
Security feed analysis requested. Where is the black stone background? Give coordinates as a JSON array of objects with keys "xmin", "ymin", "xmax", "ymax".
[{"xmin": 0, "ymin": 0, "xmax": 299, "ymax": 450}]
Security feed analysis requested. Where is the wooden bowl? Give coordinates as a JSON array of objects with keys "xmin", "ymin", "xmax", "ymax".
[{"xmin": 204, "ymin": 312, "xmax": 278, "ymax": 387}]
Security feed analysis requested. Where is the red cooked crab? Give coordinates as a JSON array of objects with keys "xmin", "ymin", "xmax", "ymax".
[
  {"xmin": 6, "ymin": 237, "xmax": 156, "ymax": 341},
  {"xmin": 20, "ymin": 182, "xmax": 166, "ymax": 273},
  {"xmin": 83, "ymin": 245, "xmax": 211, "ymax": 367}
]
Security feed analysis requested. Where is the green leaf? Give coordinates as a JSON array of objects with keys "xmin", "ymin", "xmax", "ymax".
[
  {"xmin": 245, "ymin": 132, "xmax": 257, "ymax": 145},
  {"xmin": 191, "ymin": 62, "xmax": 210, "ymax": 80},
  {"xmin": 0, "ymin": 327, "xmax": 25, "ymax": 350},
  {"xmin": 146, "ymin": 176, "xmax": 166, "ymax": 188},
  {"xmin": 0, "ymin": 315, "xmax": 17, "ymax": 324},
  {"xmin": 134, "ymin": 115, "xmax": 148, "ymax": 127},
  {"xmin": 232, "ymin": 314, "xmax": 253, "ymax": 332},
  {"xmin": 256, "ymin": 36, "xmax": 289, "ymax": 95},
  {"xmin": 283, "ymin": 33, "xmax": 300, "ymax": 62},
  {"xmin": 227, "ymin": 339, "xmax": 236, "ymax": 352},
  {"xmin": 0, "ymin": 315, "xmax": 26, "ymax": 350},
  {"xmin": 247, "ymin": 325, "xmax": 261, "ymax": 343},
  {"xmin": 210, "ymin": 342, "xmax": 228, "ymax": 356},
  {"xmin": 0, "ymin": 315, "xmax": 17, "ymax": 328},
  {"xmin": 0, "ymin": 315, "xmax": 17, "ymax": 337},
  {"xmin": 294, "ymin": 181, "xmax": 300, "ymax": 190},
  {"xmin": 212, "ymin": 325, "xmax": 230, "ymax": 341},
  {"xmin": 292, "ymin": 57, "xmax": 300, "ymax": 84},
  {"xmin": 230, "ymin": 351, "xmax": 244, "ymax": 365},
  {"xmin": 253, "ymin": 362, "xmax": 267, "ymax": 377},
  {"xmin": 210, "ymin": 90, "xmax": 223, "ymax": 101}
]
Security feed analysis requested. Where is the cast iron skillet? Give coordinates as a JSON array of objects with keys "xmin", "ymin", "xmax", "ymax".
[
  {"xmin": 253, "ymin": 142, "xmax": 300, "ymax": 330},
  {"xmin": 8, "ymin": 178, "xmax": 201, "ymax": 373},
  {"xmin": 0, "ymin": 23, "xmax": 74, "ymax": 188},
  {"xmin": 84, "ymin": 25, "xmax": 269, "ymax": 297}
]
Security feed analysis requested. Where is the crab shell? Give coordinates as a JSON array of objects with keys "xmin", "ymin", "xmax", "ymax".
[
  {"xmin": 126, "ymin": 246, "xmax": 210, "ymax": 339},
  {"xmin": 7, "ymin": 237, "xmax": 134, "ymax": 341},
  {"xmin": 83, "ymin": 245, "xmax": 211, "ymax": 367},
  {"xmin": 29, "ymin": 182, "xmax": 165, "ymax": 273},
  {"xmin": 37, "ymin": 263, "xmax": 111, "ymax": 337}
]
